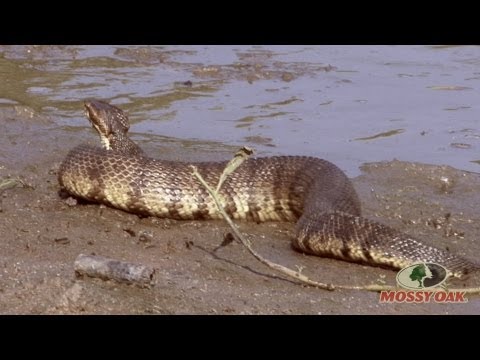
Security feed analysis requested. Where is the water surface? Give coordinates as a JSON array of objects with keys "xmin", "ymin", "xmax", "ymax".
[{"xmin": 1, "ymin": 45, "xmax": 479, "ymax": 176}]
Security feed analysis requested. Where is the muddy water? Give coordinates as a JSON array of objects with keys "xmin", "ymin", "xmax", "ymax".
[{"xmin": 1, "ymin": 45, "xmax": 479, "ymax": 175}]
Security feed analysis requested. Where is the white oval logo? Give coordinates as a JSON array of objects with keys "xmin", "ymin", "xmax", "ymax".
[{"xmin": 396, "ymin": 263, "xmax": 448, "ymax": 290}]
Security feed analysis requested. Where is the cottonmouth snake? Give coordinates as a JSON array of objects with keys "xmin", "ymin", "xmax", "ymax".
[{"xmin": 58, "ymin": 100, "xmax": 479, "ymax": 277}]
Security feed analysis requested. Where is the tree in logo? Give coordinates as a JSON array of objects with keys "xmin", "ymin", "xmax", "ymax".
[{"xmin": 408, "ymin": 264, "xmax": 433, "ymax": 288}]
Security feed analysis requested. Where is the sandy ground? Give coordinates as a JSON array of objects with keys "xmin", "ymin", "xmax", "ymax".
[{"xmin": 1, "ymin": 105, "xmax": 480, "ymax": 314}]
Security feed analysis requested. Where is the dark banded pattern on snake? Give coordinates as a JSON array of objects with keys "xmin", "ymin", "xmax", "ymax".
[{"xmin": 58, "ymin": 100, "xmax": 479, "ymax": 277}]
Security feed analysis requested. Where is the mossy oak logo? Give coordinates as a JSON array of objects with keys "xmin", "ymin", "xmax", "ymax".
[
  {"xmin": 396, "ymin": 263, "xmax": 447, "ymax": 290},
  {"xmin": 379, "ymin": 263, "xmax": 467, "ymax": 303}
]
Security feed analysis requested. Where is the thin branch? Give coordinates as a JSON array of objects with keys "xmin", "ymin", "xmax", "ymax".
[{"xmin": 215, "ymin": 147, "xmax": 254, "ymax": 193}]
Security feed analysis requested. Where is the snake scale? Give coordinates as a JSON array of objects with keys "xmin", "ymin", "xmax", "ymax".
[{"xmin": 58, "ymin": 100, "xmax": 479, "ymax": 277}]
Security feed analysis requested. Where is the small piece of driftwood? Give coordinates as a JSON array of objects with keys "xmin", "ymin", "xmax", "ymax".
[{"xmin": 74, "ymin": 254, "xmax": 155, "ymax": 288}]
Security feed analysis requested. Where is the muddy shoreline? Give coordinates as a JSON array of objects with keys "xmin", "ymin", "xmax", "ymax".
[{"xmin": 1, "ymin": 106, "xmax": 479, "ymax": 314}]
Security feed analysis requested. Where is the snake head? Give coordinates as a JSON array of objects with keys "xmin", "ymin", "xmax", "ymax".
[{"xmin": 84, "ymin": 99, "xmax": 131, "ymax": 150}]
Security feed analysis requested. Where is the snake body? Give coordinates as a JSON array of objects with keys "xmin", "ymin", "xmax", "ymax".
[{"xmin": 58, "ymin": 100, "xmax": 479, "ymax": 276}]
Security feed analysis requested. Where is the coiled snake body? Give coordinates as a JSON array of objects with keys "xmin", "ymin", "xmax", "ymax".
[{"xmin": 58, "ymin": 100, "xmax": 479, "ymax": 276}]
